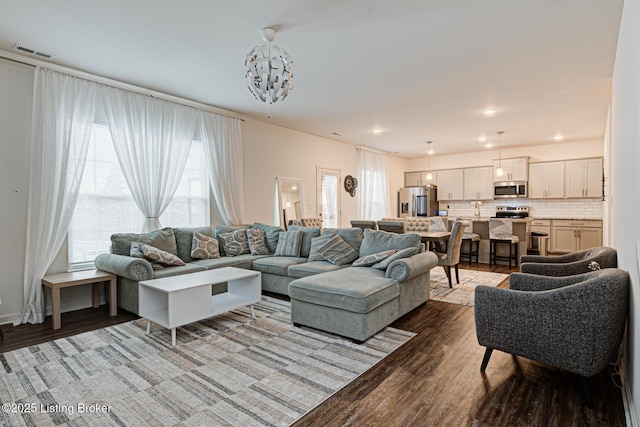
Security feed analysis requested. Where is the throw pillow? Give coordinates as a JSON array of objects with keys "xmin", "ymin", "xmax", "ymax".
[
  {"xmin": 352, "ymin": 249, "xmax": 397, "ymax": 267},
  {"xmin": 274, "ymin": 230, "xmax": 304, "ymax": 257},
  {"xmin": 130, "ymin": 241, "xmax": 164, "ymax": 270},
  {"xmin": 246, "ymin": 228, "xmax": 271, "ymax": 255},
  {"xmin": 318, "ymin": 234, "xmax": 359, "ymax": 266},
  {"xmin": 251, "ymin": 223, "xmax": 284, "ymax": 254},
  {"xmin": 372, "ymin": 247, "xmax": 419, "ymax": 270},
  {"xmin": 359, "ymin": 228, "xmax": 422, "ymax": 257},
  {"xmin": 139, "ymin": 242, "xmax": 186, "ymax": 266},
  {"xmin": 219, "ymin": 229, "xmax": 250, "ymax": 257},
  {"xmin": 287, "ymin": 225, "xmax": 321, "ymax": 257},
  {"xmin": 191, "ymin": 231, "xmax": 220, "ymax": 259},
  {"xmin": 308, "ymin": 234, "xmax": 335, "ymax": 262}
]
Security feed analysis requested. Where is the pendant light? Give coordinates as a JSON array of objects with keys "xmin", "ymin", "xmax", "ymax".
[
  {"xmin": 496, "ymin": 131, "xmax": 504, "ymax": 177},
  {"xmin": 426, "ymin": 141, "xmax": 434, "ymax": 180}
]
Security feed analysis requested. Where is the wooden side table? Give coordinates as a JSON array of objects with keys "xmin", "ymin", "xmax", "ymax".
[{"xmin": 42, "ymin": 270, "xmax": 117, "ymax": 330}]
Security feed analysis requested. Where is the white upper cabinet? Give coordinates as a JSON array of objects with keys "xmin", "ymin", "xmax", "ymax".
[
  {"xmin": 463, "ymin": 167, "xmax": 494, "ymax": 200},
  {"xmin": 404, "ymin": 171, "xmax": 436, "ymax": 187},
  {"xmin": 436, "ymin": 169, "xmax": 464, "ymax": 201},
  {"xmin": 528, "ymin": 162, "xmax": 565, "ymax": 199},
  {"xmin": 493, "ymin": 157, "xmax": 529, "ymax": 182},
  {"xmin": 565, "ymin": 158, "xmax": 603, "ymax": 198}
]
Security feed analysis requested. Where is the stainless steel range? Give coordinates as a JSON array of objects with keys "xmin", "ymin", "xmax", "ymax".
[{"xmin": 494, "ymin": 206, "xmax": 529, "ymax": 219}]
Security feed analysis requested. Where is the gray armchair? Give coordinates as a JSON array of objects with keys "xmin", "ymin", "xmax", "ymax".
[
  {"xmin": 520, "ymin": 246, "xmax": 617, "ymax": 276},
  {"xmin": 474, "ymin": 268, "xmax": 629, "ymax": 376}
]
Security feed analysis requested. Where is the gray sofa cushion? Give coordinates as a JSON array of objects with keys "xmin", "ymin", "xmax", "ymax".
[
  {"xmin": 111, "ymin": 227, "xmax": 178, "ymax": 257},
  {"xmin": 151, "ymin": 262, "xmax": 207, "ymax": 279},
  {"xmin": 252, "ymin": 223, "xmax": 284, "ymax": 254},
  {"xmin": 288, "ymin": 268, "xmax": 399, "ymax": 313},
  {"xmin": 252, "ymin": 256, "xmax": 308, "ymax": 276},
  {"xmin": 190, "ymin": 254, "xmax": 268, "ymax": 270},
  {"xmin": 173, "ymin": 226, "xmax": 215, "ymax": 263},
  {"xmin": 274, "ymin": 230, "xmax": 304, "ymax": 257},
  {"xmin": 288, "ymin": 260, "xmax": 347, "ymax": 279},
  {"xmin": 318, "ymin": 234, "xmax": 359, "ymax": 265},
  {"xmin": 288, "ymin": 225, "xmax": 321, "ymax": 257},
  {"xmin": 359, "ymin": 228, "xmax": 422, "ymax": 257}
]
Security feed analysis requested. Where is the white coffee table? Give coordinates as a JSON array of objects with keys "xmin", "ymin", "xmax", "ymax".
[{"xmin": 139, "ymin": 267, "xmax": 261, "ymax": 346}]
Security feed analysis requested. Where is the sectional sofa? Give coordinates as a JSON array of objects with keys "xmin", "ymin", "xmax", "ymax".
[{"xmin": 95, "ymin": 223, "xmax": 438, "ymax": 341}]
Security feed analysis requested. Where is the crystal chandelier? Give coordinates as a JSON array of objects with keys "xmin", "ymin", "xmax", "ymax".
[{"xmin": 245, "ymin": 27, "xmax": 294, "ymax": 108}]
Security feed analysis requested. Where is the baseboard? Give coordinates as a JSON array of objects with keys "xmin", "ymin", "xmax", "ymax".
[
  {"xmin": 622, "ymin": 361, "xmax": 637, "ymax": 427},
  {"xmin": 0, "ymin": 296, "xmax": 108, "ymax": 327},
  {"xmin": 0, "ymin": 312, "xmax": 20, "ymax": 326}
]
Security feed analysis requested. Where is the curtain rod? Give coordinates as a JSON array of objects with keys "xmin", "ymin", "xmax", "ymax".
[
  {"xmin": 356, "ymin": 145, "xmax": 390, "ymax": 156},
  {"xmin": 0, "ymin": 49, "xmax": 245, "ymax": 121}
]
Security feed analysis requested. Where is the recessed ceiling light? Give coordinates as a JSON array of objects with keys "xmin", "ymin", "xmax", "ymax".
[
  {"xmin": 483, "ymin": 108, "xmax": 497, "ymax": 116},
  {"xmin": 478, "ymin": 136, "xmax": 487, "ymax": 142},
  {"xmin": 373, "ymin": 129, "xmax": 382, "ymax": 134},
  {"xmin": 485, "ymin": 143, "xmax": 493, "ymax": 148},
  {"xmin": 554, "ymin": 134, "xmax": 564, "ymax": 141}
]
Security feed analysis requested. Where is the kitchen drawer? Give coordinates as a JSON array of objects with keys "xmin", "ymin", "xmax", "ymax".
[
  {"xmin": 530, "ymin": 219, "xmax": 551, "ymax": 227},
  {"xmin": 551, "ymin": 219, "xmax": 602, "ymax": 228}
]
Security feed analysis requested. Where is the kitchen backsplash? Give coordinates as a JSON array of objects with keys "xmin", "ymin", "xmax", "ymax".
[{"xmin": 441, "ymin": 199, "xmax": 603, "ymax": 219}]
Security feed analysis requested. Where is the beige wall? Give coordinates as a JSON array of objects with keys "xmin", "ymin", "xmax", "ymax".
[
  {"xmin": 0, "ymin": 59, "xmax": 33, "ymax": 326},
  {"xmin": 242, "ymin": 118, "xmax": 409, "ymax": 226}
]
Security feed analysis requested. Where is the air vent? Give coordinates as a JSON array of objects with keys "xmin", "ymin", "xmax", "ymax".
[{"xmin": 12, "ymin": 44, "xmax": 55, "ymax": 59}]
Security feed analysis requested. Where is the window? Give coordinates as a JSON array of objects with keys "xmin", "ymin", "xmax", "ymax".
[{"xmin": 67, "ymin": 123, "xmax": 209, "ymax": 269}]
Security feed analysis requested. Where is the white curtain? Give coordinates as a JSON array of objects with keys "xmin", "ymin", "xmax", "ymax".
[
  {"xmin": 322, "ymin": 174, "xmax": 339, "ymax": 228},
  {"xmin": 356, "ymin": 148, "xmax": 391, "ymax": 220},
  {"xmin": 17, "ymin": 68, "xmax": 97, "ymax": 325},
  {"xmin": 199, "ymin": 111, "xmax": 245, "ymax": 224},
  {"xmin": 102, "ymin": 88, "xmax": 198, "ymax": 232}
]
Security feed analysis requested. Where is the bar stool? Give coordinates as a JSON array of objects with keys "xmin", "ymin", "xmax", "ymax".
[
  {"xmin": 489, "ymin": 218, "xmax": 519, "ymax": 268},
  {"xmin": 459, "ymin": 220, "xmax": 480, "ymax": 264}
]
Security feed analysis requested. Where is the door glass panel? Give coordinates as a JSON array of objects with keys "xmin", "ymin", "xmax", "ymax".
[{"xmin": 317, "ymin": 168, "xmax": 340, "ymax": 228}]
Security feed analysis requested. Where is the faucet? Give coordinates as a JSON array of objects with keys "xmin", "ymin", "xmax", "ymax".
[{"xmin": 474, "ymin": 201, "xmax": 482, "ymax": 217}]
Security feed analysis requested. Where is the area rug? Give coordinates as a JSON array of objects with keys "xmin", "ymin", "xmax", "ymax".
[
  {"xmin": 429, "ymin": 267, "xmax": 509, "ymax": 306},
  {"xmin": 0, "ymin": 297, "xmax": 414, "ymax": 427}
]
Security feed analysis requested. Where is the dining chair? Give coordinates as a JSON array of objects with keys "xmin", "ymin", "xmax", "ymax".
[
  {"xmin": 435, "ymin": 221, "xmax": 466, "ymax": 287},
  {"xmin": 350, "ymin": 220, "xmax": 378, "ymax": 231}
]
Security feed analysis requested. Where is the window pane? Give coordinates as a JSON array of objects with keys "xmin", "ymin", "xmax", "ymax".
[{"xmin": 68, "ymin": 125, "xmax": 209, "ymax": 268}]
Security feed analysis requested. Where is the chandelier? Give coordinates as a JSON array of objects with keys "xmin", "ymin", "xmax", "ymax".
[{"xmin": 245, "ymin": 27, "xmax": 294, "ymax": 107}]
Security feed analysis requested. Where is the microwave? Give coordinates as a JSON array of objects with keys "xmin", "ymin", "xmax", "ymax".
[{"xmin": 494, "ymin": 181, "xmax": 527, "ymax": 198}]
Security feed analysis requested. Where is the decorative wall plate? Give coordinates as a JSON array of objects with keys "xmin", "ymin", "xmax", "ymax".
[{"xmin": 344, "ymin": 175, "xmax": 358, "ymax": 197}]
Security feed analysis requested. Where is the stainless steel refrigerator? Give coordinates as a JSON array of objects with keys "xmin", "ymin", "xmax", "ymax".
[{"xmin": 398, "ymin": 185, "xmax": 438, "ymax": 218}]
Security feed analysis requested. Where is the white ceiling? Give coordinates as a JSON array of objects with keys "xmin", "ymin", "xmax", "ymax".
[{"xmin": 0, "ymin": 0, "xmax": 623, "ymax": 158}]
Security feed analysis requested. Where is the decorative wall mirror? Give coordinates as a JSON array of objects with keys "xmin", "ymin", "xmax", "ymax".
[{"xmin": 276, "ymin": 177, "xmax": 304, "ymax": 228}]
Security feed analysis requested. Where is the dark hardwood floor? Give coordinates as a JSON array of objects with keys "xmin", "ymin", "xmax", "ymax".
[{"xmin": 0, "ymin": 263, "xmax": 627, "ymax": 426}]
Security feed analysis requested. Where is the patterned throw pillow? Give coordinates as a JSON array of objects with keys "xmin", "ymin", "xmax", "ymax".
[
  {"xmin": 219, "ymin": 229, "xmax": 250, "ymax": 257},
  {"xmin": 352, "ymin": 249, "xmax": 397, "ymax": 267},
  {"xmin": 191, "ymin": 231, "xmax": 220, "ymax": 259},
  {"xmin": 307, "ymin": 235, "xmax": 334, "ymax": 261},
  {"xmin": 318, "ymin": 234, "xmax": 359, "ymax": 266},
  {"xmin": 130, "ymin": 242, "xmax": 164, "ymax": 270},
  {"xmin": 246, "ymin": 228, "xmax": 271, "ymax": 255},
  {"xmin": 139, "ymin": 242, "xmax": 186, "ymax": 266},
  {"xmin": 274, "ymin": 230, "xmax": 304, "ymax": 257},
  {"xmin": 372, "ymin": 247, "xmax": 419, "ymax": 270}
]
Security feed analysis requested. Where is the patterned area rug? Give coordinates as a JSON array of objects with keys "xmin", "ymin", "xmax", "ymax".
[
  {"xmin": 429, "ymin": 267, "xmax": 509, "ymax": 306},
  {"xmin": 0, "ymin": 297, "xmax": 414, "ymax": 427}
]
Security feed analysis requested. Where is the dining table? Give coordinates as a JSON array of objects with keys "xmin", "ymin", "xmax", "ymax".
[{"xmin": 411, "ymin": 231, "xmax": 451, "ymax": 252}]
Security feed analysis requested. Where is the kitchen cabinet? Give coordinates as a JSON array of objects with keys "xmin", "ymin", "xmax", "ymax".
[
  {"xmin": 550, "ymin": 219, "xmax": 602, "ymax": 253},
  {"xmin": 436, "ymin": 169, "xmax": 464, "ymax": 201},
  {"xmin": 528, "ymin": 162, "xmax": 565, "ymax": 199},
  {"xmin": 463, "ymin": 167, "xmax": 494, "ymax": 200},
  {"xmin": 493, "ymin": 157, "xmax": 529, "ymax": 182},
  {"xmin": 565, "ymin": 158, "xmax": 603, "ymax": 198},
  {"xmin": 405, "ymin": 171, "xmax": 435, "ymax": 187}
]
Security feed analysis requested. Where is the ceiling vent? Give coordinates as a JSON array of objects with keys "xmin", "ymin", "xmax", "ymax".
[{"xmin": 12, "ymin": 43, "xmax": 55, "ymax": 59}]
